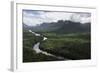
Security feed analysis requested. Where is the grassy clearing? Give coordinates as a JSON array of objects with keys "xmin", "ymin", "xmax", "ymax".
[{"xmin": 40, "ymin": 33, "xmax": 91, "ymax": 60}]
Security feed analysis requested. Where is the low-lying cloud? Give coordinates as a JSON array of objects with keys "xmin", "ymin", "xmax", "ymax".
[{"xmin": 23, "ymin": 10, "xmax": 91, "ymax": 26}]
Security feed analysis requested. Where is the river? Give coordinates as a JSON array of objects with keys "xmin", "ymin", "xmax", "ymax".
[{"xmin": 29, "ymin": 30, "xmax": 65, "ymax": 60}]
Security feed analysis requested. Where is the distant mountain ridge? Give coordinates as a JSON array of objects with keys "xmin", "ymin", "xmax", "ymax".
[{"xmin": 23, "ymin": 20, "xmax": 90, "ymax": 33}]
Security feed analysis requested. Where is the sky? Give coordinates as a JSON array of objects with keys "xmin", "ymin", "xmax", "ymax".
[{"xmin": 23, "ymin": 10, "xmax": 91, "ymax": 26}]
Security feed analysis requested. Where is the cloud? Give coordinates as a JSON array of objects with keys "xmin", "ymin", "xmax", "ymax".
[
  {"xmin": 23, "ymin": 10, "xmax": 91, "ymax": 26},
  {"xmin": 70, "ymin": 13, "xmax": 91, "ymax": 23}
]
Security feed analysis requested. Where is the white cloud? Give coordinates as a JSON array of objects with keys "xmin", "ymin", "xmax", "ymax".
[
  {"xmin": 23, "ymin": 10, "xmax": 91, "ymax": 26},
  {"xmin": 81, "ymin": 17, "xmax": 91, "ymax": 24},
  {"xmin": 70, "ymin": 13, "xmax": 91, "ymax": 23}
]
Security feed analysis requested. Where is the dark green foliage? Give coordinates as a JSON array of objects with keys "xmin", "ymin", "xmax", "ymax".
[
  {"xmin": 23, "ymin": 20, "xmax": 91, "ymax": 62},
  {"xmin": 23, "ymin": 30, "xmax": 60, "ymax": 62},
  {"xmin": 40, "ymin": 33, "xmax": 91, "ymax": 60}
]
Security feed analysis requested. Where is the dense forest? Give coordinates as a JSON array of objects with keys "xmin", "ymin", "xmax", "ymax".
[{"xmin": 23, "ymin": 20, "xmax": 91, "ymax": 62}]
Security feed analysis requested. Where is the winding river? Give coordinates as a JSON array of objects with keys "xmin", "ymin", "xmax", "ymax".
[{"xmin": 29, "ymin": 30, "xmax": 65, "ymax": 60}]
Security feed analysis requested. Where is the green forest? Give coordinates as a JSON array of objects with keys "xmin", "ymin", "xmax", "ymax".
[{"xmin": 23, "ymin": 20, "xmax": 91, "ymax": 62}]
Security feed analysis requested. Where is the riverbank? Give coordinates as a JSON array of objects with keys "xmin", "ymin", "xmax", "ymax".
[
  {"xmin": 23, "ymin": 29, "xmax": 90, "ymax": 62},
  {"xmin": 31, "ymin": 30, "xmax": 65, "ymax": 60},
  {"xmin": 23, "ymin": 30, "xmax": 64, "ymax": 62}
]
